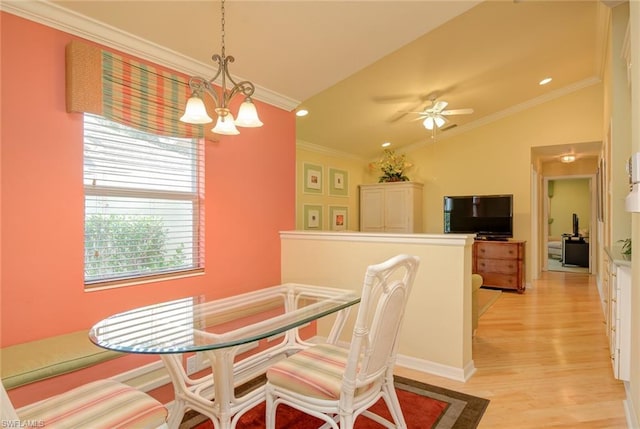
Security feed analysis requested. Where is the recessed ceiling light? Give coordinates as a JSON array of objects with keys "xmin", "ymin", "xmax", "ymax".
[
  {"xmin": 381, "ymin": 142, "xmax": 391, "ymax": 148},
  {"xmin": 539, "ymin": 77, "xmax": 552, "ymax": 86},
  {"xmin": 296, "ymin": 109, "xmax": 309, "ymax": 117}
]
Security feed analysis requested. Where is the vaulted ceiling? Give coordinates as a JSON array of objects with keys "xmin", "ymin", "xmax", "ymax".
[{"xmin": 14, "ymin": 1, "xmax": 610, "ymax": 160}]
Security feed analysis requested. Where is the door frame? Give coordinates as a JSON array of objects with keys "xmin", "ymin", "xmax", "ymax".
[{"xmin": 541, "ymin": 174, "xmax": 597, "ymax": 273}]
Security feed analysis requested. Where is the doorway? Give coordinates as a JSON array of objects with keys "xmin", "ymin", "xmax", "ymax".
[{"xmin": 543, "ymin": 176, "xmax": 594, "ymax": 273}]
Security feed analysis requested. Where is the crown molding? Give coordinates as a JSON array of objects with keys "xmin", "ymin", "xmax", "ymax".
[
  {"xmin": 0, "ymin": 0, "xmax": 300, "ymax": 112},
  {"xmin": 403, "ymin": 76, "xmax": 603, "ymax": 153},
  {"xmin": 296, "ymin": 139, "xmax": 366, "ymax": 161}
]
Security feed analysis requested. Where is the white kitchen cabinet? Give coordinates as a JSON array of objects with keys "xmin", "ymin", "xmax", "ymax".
[
  {"xmin": 604, "ymin": 247, "xmax": 631, "ymax": 381},
  {"xmin": 359, "ymin": 182, "xmax": 423, "ymax": 233},
  {"xmin": 611, "ymin": 263, "xmax": 631, "ymax": 381}
]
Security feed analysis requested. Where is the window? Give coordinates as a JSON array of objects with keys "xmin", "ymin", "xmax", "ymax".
[{"xmin": 84, "ymin": 113, "xmax": 204, "ymax": 287}]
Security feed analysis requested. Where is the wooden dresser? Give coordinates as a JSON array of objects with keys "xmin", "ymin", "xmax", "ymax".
[{"xmin": 473, "ymin": 240, "xmax": 526, "ymax": 293}]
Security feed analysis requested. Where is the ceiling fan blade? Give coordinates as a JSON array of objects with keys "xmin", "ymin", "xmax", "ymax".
[
  {"xmin": 441, "ymin": 108, "xmax": 474, "ymax": 115},
  {"xmin": 373, "ymin": 94, "xmax": 419, "ymax": 104},
  {"xmin": 388, "ymin": 101, "xmax": 425, "ymax": 123},
  {"xmin": 388, "ymin": 111, "xmax": 410, "ymax": 123},
  {"xmin": 432, "ymin": 100, "xmax": 448, "ymax": 112}
]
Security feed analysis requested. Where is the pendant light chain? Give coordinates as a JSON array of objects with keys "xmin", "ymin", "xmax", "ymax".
[
  {"xmin": 220, "ymin": 0, "xmax": 226, "ymax": 59},
  {"xmin": 179, "ymin": 0, "xmax": 263, "ymax": 134}
]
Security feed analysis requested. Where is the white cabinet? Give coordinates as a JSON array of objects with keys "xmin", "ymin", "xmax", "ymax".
[
  {"xmin": 604, "ymin": 248, "xmax": 631, "ymax": 381},
  {"xmin": 610, "ymin": 263, "xmax": 631, "ymax": 381},
  {"xmin": 359, "ymin": 182, "xmax": 423, "ymax": 233}
]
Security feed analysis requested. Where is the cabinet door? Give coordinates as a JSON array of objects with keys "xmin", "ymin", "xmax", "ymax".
[
  {"xmin": 602, "ymin": 255, "xmax": 611, "ymax": 333},
  {"xmin": 360, "ymin": 188, "xmax": 385, "ymax": 231},
  {"xmin": 384, "ymin": 188, "xmax": 410, "ymax": 232},
  {"xmin": 613, "ymin": 266, "xmax": 631, "ymax": 381}
]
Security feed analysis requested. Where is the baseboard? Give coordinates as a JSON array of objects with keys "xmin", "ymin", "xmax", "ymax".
[
  {"xmin": 295, "ymin": 336, "xmax": 478, "ymax": 382},
  {"xmin": 395, "ymin": 354, "xmax": 476, "ymax": 382},
  {"xmin": 108, "ymin": 336, "xmax": 478, "ymax": 397},
  {"xmin": 110, "ymin": 360, "xmax": 169, "ymax": 392}
]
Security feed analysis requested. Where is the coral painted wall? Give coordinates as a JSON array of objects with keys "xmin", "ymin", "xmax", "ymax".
[{"xmin": 1, "ymin": 12, "xmax": 295, "ymax": 403}]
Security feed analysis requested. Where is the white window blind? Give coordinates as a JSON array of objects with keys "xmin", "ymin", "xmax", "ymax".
[{"xmin": 83, "ymin": 113, "xmax": 204, "ymax": 287}]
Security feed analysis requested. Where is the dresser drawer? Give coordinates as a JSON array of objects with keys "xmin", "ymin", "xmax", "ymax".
[
  {"xmin": 476, "ymin": 258, "xmax": 520, "ymax": 274},
  {"xmin": 472, "ymin": 240, "xmax": 526, "ymax": 293},
  {"xmin": 480, "ymin": 272, "xmax": 519, "ymax": 290},
  {"xmin": 474, "ymin": 242, "xmax": 522, "ymax": 260}
]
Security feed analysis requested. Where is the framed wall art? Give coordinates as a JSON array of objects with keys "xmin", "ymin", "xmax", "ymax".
[
  {"xmin": 329, "ymin": 206, "xmax": 348, "ymax": 231},
  {"xmin": 303, "ymin": 204, "xmax": 323, "ymax": 230},
  {"xmin": 303, "ymin": 163, "xmax": 323, "ymax": 194},
  {"xmin": 328, "ymin": 168, "xmax": 349, "ymax": 197}
]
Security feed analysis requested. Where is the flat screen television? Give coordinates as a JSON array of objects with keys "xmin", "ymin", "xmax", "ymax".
[{"xmin": 444, "ymin": 194, "xmax": 513, "ymax": 240}]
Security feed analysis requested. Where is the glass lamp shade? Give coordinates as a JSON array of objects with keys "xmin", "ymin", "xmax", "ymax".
[
  {"xmin": 423, "ymin": 116, "xmax": 435, "ymax": 130},
  {"xmin": 212, "ymin": 114, "xmax": 240, "ymax": 135},
  {"xmin": 235, "ymin": 99, "xmax": 263, "ymax": 127},
  {"xmin": 422, "ymin": 115, "xmax": 446, "ymax": 130},
  {"xmin": 180, "ymin": 95, "xmax": 213, "ymax": 124}
]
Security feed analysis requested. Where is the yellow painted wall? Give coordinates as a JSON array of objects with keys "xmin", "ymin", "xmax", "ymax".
[
  {"xmin": 296, "ymin": 143, "xmax": 365, "ymax": 231},
  {"xmin": 548, "ymin": 178, "xmax": 591, "ymax": 238},
  {"xmin": 374, "ymin": 84, "xmax": 604, "ymax": 284},
  {"xmin": 625, "ymin": 2, "xmax": 639, "ymax": 425},
  {"xmin": 281, "ymin": 232, "xmax": 475, "ymax": 380},
  {"xmin": 297, "ymin": 78, "xmax": 603, "ymax": 288}
]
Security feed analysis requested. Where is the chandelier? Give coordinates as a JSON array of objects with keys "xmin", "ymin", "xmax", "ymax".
[{"xmin": 180, "ymin": 0, "xmax": 263, "ymax": 135}]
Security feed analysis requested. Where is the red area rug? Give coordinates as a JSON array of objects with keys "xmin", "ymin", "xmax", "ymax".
[{"xmin": 185, "ymin": 376, "xmax": 489, "ymax": 429}]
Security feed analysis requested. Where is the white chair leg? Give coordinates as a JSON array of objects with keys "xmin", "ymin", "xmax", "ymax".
[
  {"xmin": 265, "ymin": 387, "xmax": 275, "ymax": 429},
  {"xmin": 340, "ymin": 413, "xmax": 355, "ymax": 429},
  {"xmin": 383, "ymin": 381, "xmax": 407, "ymax": 429}
]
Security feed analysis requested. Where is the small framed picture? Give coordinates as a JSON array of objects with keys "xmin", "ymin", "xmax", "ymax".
[
  {"xmin": 303, "ymin": 163, "xmax": 323, "ymax": 194},
  {"xmin": 329, "ymin": 206, "xmax": 348, "ymax": 231},
  {"xmin": 303, "ymin": 204, "xmax": 323, "ymax": 230},
  {"xmin": 329, "ymin": 168, "xmax": 348, "ymax": 197}
]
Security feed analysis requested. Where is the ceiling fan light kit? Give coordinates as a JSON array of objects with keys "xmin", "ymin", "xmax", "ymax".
[
  {"xmin": 422, "ymin": 115, "xmax": 446, "ymax": 130},
  {"xmin": 414, "ymin": 99, "xmax": 474, "ymax": 133},
  {"xmin": 180, "ymin": 0, "xmax": 263, "ymax": 135}
]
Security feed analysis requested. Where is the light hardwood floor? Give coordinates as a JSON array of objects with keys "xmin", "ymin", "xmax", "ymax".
[{"xmin": 396, "ymin": 270, "xmax": 628, "ymax": 428}]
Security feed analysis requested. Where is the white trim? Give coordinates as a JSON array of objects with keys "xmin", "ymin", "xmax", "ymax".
[
  {"xmin": 296, "ymin": 139, "xmax": 366, "ymax": 162},
  {"xmin": 110, "ymin": 360, "xmax": 170, "ymax": 393},
  {"xmin": 395, "ymin": 354, "xmax": 477, "ymax": 383},
  {"xmin": 308, "ymin": 337, "xmax": 476, "ymax": 383},
  {"xmin": 279, "ymin": 230, "xmax": 474, "ymax": 247},
  {"xmin": 404, "ymin": 77, "xmax": 603, "ymax": 151},
  {"xmin": 0, "ymin": 0, "xmax": 299, "ymax": 112}
]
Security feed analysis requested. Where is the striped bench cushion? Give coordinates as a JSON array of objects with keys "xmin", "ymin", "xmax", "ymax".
[
  {"xmin": 267, "ymin": 343, "xmax": 370, "ymax": 400},
  {"xmin": 17, "ymin": 379, "xmax": 167, "ymax": 429}
]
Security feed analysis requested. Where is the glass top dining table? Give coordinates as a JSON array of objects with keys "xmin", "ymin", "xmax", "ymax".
[
  {"xmin": 89, "ymin": 283, "xmax": 361, "ymax": 429},
  {"xmin": 89, "ymin": 283, "xmax": 360, "ymax": 354}
]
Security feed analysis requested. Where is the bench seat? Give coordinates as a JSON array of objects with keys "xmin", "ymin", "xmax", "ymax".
[{"xmin": 1, "ymin": 330, "xmax": 122, "ymax": 389}]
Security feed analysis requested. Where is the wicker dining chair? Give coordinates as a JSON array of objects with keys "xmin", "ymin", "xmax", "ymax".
[{"xmin": 265, "ymin": 254, "xmax": 420, "ymax": 429}]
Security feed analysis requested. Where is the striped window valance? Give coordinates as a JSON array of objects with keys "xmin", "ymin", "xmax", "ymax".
[{"xmin": 66, "ymin": 40, "xmax": 211, "ymax": 139}]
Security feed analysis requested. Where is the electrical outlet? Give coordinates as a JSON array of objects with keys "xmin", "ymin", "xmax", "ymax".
[{"xmin": 186, "ymin": 355, "xmax": 197, "ymax": 375}]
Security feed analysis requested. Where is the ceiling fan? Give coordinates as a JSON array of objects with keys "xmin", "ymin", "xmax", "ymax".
[{"xmin": 413, "ymin": 100, "xmax": 474, "ymax": 130}]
